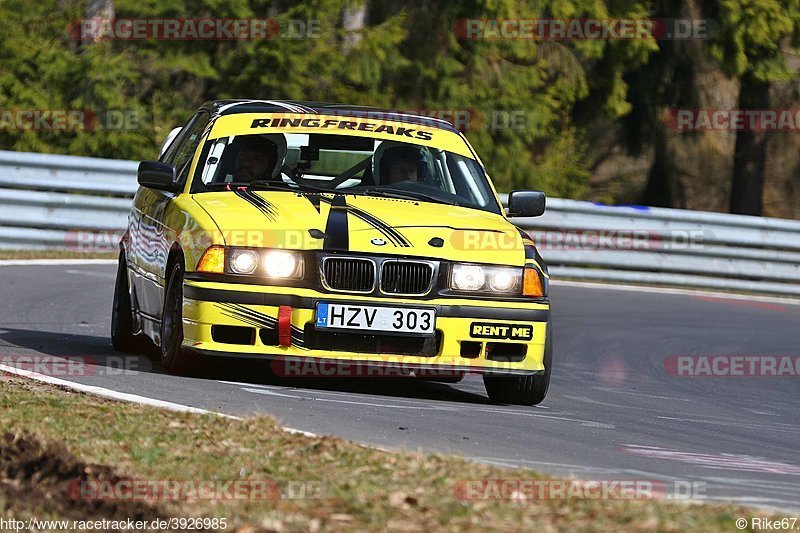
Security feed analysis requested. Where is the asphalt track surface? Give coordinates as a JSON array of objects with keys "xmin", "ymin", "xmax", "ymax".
[{"xmin": 1, "ymin": 263, "xmax": 799, "ymax": 511}]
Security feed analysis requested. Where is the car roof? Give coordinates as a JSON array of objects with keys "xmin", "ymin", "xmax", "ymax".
[{"xmin": 199, "ymin": 99, "xmax": 461, "ymax": 133}]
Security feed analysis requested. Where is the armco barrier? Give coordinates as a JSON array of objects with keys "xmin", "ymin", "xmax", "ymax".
[
  {"xmin": 0, "ymin": 150, "xmax": 137, "ymax": 249},
  {"xmin": 1, "ymin": 149, "xmax": 799, "ymax": 297}
]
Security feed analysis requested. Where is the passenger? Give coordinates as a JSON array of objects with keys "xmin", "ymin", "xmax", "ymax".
[
  {"xmin": 231, "ymin": 135, "xmax": 278, "ymax": 182},
  {"xmin": 380, "ymin": 146, "xmax": 421, "ymax": 185}
]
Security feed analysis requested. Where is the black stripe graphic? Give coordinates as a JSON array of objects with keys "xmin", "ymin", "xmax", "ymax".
[
  {"xmin": 216, "ymin": 303, "xmax": 307, "ymax": 348},
  {"xmin": 346, "ymin": 206, "xmax": 411, "ymax": 247},
  {"xmin": 303, "ymin": 194, "xmax": 322, "ymax": 213},
  {"xmin": 394, "ymin": 225, "xmax": 504, "ymax": 232},
  {"xmin": 315, "ymin": 195, "xmax": 410, "ymax": 248},
  {"xmin": 290, "ymin": 325, "xmax": 306, "ymax": 348},
  {"xmin": 217, "ymin": 303, "xmax": 277, "ymax": 328},
  {"xmin": 323, "ymin": 195, "xmax": 349, "ymax": 250},
  {"xmin": 233, "ymin": 189, "xmax": 278, "ymax": 221}
]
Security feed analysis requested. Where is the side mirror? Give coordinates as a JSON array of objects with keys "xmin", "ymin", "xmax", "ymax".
[
  {"xmin": 138, "ymin": 161, "xmax": 179, "ymax": 192},
  {"xmin": 507, "ymin": 190, "xmax": 546, "ymax": 217}
]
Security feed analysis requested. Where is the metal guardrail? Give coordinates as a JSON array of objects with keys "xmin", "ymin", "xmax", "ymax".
[
  {"xmin": 2, "ymin": 149, "xmax": 799, "ymax": 297},
  {"xmin": 0, "ymin": 150, "xmax": 137, "ymax": 249}
]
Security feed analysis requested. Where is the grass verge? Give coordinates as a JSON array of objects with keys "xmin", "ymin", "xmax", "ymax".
[{"xmin": 0, "ymin": 376, "xmax": 776, "ymax": 532}]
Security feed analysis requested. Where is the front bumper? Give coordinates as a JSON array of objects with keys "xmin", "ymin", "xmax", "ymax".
[{"xmin": 181, "ymin": 280, "xmax": 550, "ymax": 375}]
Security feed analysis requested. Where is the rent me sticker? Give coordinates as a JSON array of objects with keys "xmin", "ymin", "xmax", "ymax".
[{"xmin": 470, "ymin": 322, "xmax": 533, "ymax": 340}]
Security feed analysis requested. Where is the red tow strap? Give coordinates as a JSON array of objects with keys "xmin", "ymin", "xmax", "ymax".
[{"xmin": 278, "ymin": 306, "xmax": 292, "ymax": 347}]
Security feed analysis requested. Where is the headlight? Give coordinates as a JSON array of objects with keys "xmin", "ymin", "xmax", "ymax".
[
  {"xmin": 450, "ymin": 264, "xmax": 486, "ymax": 291},
  {"xmin": 263, "ymin": 250, "xmax": 302, "ymax": 278},
  {"xmin": 220, "ymin": 247, "xmax": 303, "ymax": 279},
  {"xmin": 489, "ymin": 269, "xmax": 516, "ymax": 291},
  {"xmin": 229, "ymin": 249, "xmax": 259, "ymax": 274},
  {"xmin": 449, "ymin": 264, "xmax": 521, "ymax": 294}
]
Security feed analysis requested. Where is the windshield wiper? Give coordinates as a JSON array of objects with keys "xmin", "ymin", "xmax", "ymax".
[
  {"xmin": 246, "ymin": 180, "xmax": 331, "ymax": 194},
  {"xmin": 359, "ymin": 187, "xmax": 458, "ymax": 206}
]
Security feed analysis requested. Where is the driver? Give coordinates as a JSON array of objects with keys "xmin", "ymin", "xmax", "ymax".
[
  {"xmin": 231, "ymin": 135, "xmax": 278, "ymax": 182},
  {"xmin": 380, "ymin": 145, "xmax": 421, "ymax": 185}
]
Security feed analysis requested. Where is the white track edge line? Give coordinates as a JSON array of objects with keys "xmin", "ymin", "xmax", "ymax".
[
  {"xmin": 2, "ymin": 364, "xmax": 792, "ymax": 512},
  {"xmin": 0, "ymin": 259, "xmax": 117, "ymax": 266},
  {"xmin": 0, "ymin": 364, "xmax": 317, "ymax": 437},
  {"xmin": 551, "ymin": 279, "xmax": 800, "ymax": 305}
]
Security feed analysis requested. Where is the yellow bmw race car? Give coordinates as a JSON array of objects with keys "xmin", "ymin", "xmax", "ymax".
[{"xmin": 111, "ymin": 100, "xmax": 552, "ymax": 405}]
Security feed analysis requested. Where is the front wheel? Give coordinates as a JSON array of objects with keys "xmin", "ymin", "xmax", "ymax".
[
  {"xmin": 160, "ymin": 261, "xmax": 190, "ymax": 373},
  {"xmin": 483, "ymin": 323, "xmax": 552, "ymax": 405},
  {"xmin": 111, "ymin": 252, "xmax": 136, "ymax": 352}
]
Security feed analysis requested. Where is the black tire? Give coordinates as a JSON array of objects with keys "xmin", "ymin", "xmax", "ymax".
[
  {"xmin": 160, "ymin": 260, "xmax": 190, "ymax": 373},
  {"xmin": 111, "ymin": 252, "xmax": 137, "ymax": 352},
  {"xmin": 483, "ymin": 322, "xmax": 552, "ymax": 405}
]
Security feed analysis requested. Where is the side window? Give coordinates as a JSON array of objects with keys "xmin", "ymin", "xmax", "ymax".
[
  {"xmin": 160, "ymin": 115, "xmax": 196, "ymax": 164},
  {"xmin": 158, "ymin": 127, "xmax": 184, "ymax": 162},
  {"xmin": 164, "ymin": 112, "xmax": 211, "ymax": 184},
  {"xmin": 174, "ymin": 113, "xmax": 211, "ymax": 184}
]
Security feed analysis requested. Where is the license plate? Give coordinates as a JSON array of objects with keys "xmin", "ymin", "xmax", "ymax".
[{"xmin": 315, "ymin": 303, "xmax": 436, "ymax": 335}]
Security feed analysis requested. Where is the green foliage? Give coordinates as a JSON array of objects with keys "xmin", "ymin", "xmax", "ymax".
[
  {"xmin": 0, "ymin": 0, "xmax": 798, "ymax": 201},
  {"xmin": 710, "ymin": 0, "xmax": 800, "ymax": 81},
  {"xmin": 0, "ymin": 0, "xmax": 157, "ymax": 158}
]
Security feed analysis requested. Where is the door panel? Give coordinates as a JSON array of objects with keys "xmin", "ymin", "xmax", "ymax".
[{"xmin": 135, "ymin": 111, "xmax": 211, "ymax": 323}]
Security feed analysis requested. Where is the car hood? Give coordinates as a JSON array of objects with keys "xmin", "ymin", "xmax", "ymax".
[{"xmin": 192, "ymin": 191, "xmax": 526, "ymax": 265}]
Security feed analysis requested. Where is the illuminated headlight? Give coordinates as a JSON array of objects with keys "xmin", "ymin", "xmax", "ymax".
[
  {"xmin": 263, "ymin": 250, "xmax": 302, "ymax": 279},
  {"xmin": 449, "ymin": 264, "xmax": 521, "ymax": 294},
  {"xmin": 450, "ymin": 264, "xmax": 486, "ymax": 291},
  {"xmin": 229, "ymin": 249, "xmax": 259, "ymax": 274},
  {"xmin": 489, "ymin": 269, "xmax": 516, "ymax": 291},
  {"xmin": 225, "ymin": 248, "xmax": 303, "ymax": 279}
]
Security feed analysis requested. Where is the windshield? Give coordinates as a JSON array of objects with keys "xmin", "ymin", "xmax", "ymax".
[{"xmin": 191, "ymin": 132, "xmax": 501, "ymax": 214}]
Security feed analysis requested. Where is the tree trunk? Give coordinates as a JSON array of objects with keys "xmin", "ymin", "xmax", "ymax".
[
  {"xmin": 342, "ymin": 2, "xmax": 367, "ymax": 53},
  {"xmin": 641, "ymin": 126, "xmax": 676, "ymax": 207},
  {"xmin": 636, "ymin": 0, "xmax": 737, "ymax": 211},
  {"xmin": 730, "ymin": 75, "xmax": 770, "ymax": 215},
  {"xmin": 85, "ymin": 0, "xmax": 114, "ymax": 18},
  {"xmin": 83, "ymin": 0, "xmax": 114, "ymax": 46}
]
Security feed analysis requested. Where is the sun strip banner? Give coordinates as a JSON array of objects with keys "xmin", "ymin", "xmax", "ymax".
[{"xmin": 207, "ymin": 113, "xmax": 475, "ymax": 158}]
